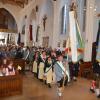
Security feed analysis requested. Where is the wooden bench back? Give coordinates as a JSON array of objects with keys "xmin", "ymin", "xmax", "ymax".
[
  {"xmin": 0, "ymin": 75, "xmax": 23, "ymax": 97},
  {"xmin": 79, "ymin": 62, "xmax": 92, "ymax": 77}
]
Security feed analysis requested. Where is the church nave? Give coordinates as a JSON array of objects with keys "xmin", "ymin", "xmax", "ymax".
[{"xmin": 1, "ymin": 72, "xmax": 98, "ymax": 100}]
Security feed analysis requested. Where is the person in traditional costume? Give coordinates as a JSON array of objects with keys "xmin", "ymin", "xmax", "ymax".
[
  {"xmin": 32, "ymin": 51, "xmax": 39, "ymax": 78},
  {"xmin": 51, "ymin": 51, "xmax": 57, "ymax": 65},
  {"xmin": 51, "ymin": 51, "xmax": 57, "ymax": 83},
  {"xmin": 38, "ymin": 51, "xmax": 47, "ymax": 81},
  {"xmin": 28, "ymin": 47, "xmax": 35, "ymax": 71},
  {"xmin": 10, "ymin": 46, "xmax": 17, "ymax": 58},
  {"xmin": 15, "ymin": 46, "xmax": 23, "ymax": 59},
  {"xmin": 72, "ymin": 61, "xmax": 79, "ymax": 81},
  {"xmin": 0, "ymin": 67, "xmax": 3, "ymax": 76},
  {"xmin": 44, "ymin": 56, "xmax": 53, "ymax": 88},
  {"xmin": 23, "ymin": 46, "xmax": 30, "ymax": 61},
  {"xmin": 5, "ymin": 60, "xmax": 15, "ymax": 76},
  {"xmin": 23, "ymin": 46, "xmax": 30, "ymax": 70},
  {"xmin": 90, "ymin": 61, "xmax": 100, "ymax": 98},
  {"xmin": 54, "ymin": 53, "xmax": 69, "ymax": 98},
  {"xmin": 62, "ymin": 52, "xmax": 70, "ymax": 83}
]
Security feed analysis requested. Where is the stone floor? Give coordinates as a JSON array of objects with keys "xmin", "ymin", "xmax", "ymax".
[{"xmin": 1, "ymin": 72, "xmax": 99, "ymax": 100}]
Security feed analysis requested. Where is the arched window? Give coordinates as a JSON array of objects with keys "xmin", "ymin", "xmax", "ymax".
[{"xmin": 61, "ymin": 5, "xmax": 68, "ymax": 34}]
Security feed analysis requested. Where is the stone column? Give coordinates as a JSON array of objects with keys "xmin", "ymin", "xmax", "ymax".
[
  {"xmin": 84, "ymin": 0, "xmax": 95, "ymax": 61},
  {"xmin": 35, "ymin": 7, "xmax": 42, "ymax": 46},
  {"xmin": 24, "ymin": 25, "xmax": 28, "ymax": 46},
  {"xmin": 52, "ymin": 1, "xmax": 59, "ymax": 49},
  {"xmin": 24, "ymin": 17, "xmax": 30, "ymax": 46}
]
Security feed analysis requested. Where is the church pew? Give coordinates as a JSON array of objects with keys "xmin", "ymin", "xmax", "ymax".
[
  {"xmin": 0, "ymin": 75, "xmax": 23, "ymax": 97},
  {"xmin": 79, "ymin": 62, "xmax": 93, "ymax": 79}
]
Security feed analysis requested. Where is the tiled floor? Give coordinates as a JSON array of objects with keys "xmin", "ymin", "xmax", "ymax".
[{"xmin": 1, "ymin": 72, "xmax": 98, "ymax": 100}]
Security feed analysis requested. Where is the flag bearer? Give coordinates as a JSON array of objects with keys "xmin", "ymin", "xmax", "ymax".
[{"xmin": 54, "ymin": 53, "xmax": 68, "ymax": 98}]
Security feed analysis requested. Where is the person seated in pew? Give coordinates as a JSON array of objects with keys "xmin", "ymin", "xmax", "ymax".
[
  {"xmin": 1, "ymin": 58, "xmax": 8, "ymax": 76},
  {"xmin": 0, "ymin": 66, "xmax": 3, "ymax": 76},
  {"xmin": 5, "ymin": 60, "xmax": 15, "ymax": 76}
]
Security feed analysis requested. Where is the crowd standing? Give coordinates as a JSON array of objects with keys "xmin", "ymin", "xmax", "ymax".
[{"xmin": 0, "ymin": 44, "xmax": 99, "ymax": 98}]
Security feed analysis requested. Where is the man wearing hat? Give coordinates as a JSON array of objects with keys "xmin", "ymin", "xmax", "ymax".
[{"xmin": 54, "ymin": 52, "xmax": 69, "ymax": 98}]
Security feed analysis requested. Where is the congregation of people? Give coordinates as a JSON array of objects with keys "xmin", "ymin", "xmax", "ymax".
[
  {"xmin": 0, "ymin": 44, "xmax": 99, "ymax": 98},
  {"xmin": 0, "ymin": 45, "xmax": 80, "ymax": 85}
]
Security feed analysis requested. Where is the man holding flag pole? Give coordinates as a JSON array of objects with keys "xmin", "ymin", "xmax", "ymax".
[
  {"xmin": 54, "ymin": 1, "xmax": 84, "ymax": 99},
  {"xmin": 54, "ymin": 52, "xmax": 69, "ymax": 99},
  {"xmin": 68, "ymin": 1, "xmax": 84, "ymax": 81}
]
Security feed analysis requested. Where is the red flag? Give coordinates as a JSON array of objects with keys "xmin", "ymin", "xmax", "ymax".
[{"xmin": 29, "ymin": 25, "xmax": 33, "ymax": 41}]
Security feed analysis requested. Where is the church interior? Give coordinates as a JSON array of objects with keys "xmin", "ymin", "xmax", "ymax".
[{"xmin": 0, "ymin": 0, "xmax": 100, "ymax": 100}]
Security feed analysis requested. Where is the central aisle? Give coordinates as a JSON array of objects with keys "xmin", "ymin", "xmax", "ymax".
[{"xmin": 1, "ymin": 72, "xmax": 97, "ymax": 100}]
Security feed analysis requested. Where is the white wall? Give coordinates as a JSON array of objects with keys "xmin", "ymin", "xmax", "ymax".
[
  {"xmin": 36, "ymin": 0, "xmax": 53, "ymax": 47},
  {"xmin": 0, "ymin": 0, "xmax": 99, "ymax": 49}
]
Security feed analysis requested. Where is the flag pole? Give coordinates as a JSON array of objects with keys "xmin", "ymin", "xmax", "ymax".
[{"xmin": 58, "ymin": 2, "xmax": 77, "ymax": 100}]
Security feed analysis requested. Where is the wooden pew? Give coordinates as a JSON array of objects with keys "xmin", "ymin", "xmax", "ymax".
[
  {"xmin": 79, "ymin": 62, "xmax": 93, "ymax": 79},
  {"xmin": 0, "ymin": 75, "xmax": 23, "ymax": 97}
]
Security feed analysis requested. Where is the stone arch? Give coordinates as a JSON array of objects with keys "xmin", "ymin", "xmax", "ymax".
[
  {"xmin": 0, "ymin": 8, "xmax": 18, "ymax": 32},
  {"xmin": 0, "ymin": 6, "xmax": 20, "ymax": 31}
]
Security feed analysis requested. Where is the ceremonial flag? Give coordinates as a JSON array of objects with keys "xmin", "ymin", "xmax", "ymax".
[
  {"xmin": 29, "ymin": 25, "xmax": 33, "ymax": 41},
  {"xmin": 69, "ymin": 11, "xmax": 77, "ymax": 62},
  {"xmin": 96, "ymin": 21, "xmax": 100, "ymax": 62},
  {"xmin": 7, "ymin": 34, "xmax": 9, "ymax": 44},
  {"xmin": 17, "ymin": 33, "xmax": 21, "ymax": 45},
  {"xmin": 65, "ymin": 37, "xmax": 70, "ymax": 52},
  {"xmin": 9, "ymin": 34, "xmax": 12, "ymax": 43},
  {"xmin": 96, "ymin": 21, "xmax": 100, "ymax": 47},
  {"xmin": 68, "ymin": 10, "xmax": 84, "ymax": 62},
  {"xmin": 96, "ymin": 38, "xmax": 100, "ymax": 62},
  {"xmin": 76, "ymin": 21, "xmax": 84, "ymax": 61},
  {"xmin": 76, "ymin": 20, "xmax": 84, "ymax": 50}
]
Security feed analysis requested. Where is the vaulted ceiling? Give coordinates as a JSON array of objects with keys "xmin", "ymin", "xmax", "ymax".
[{"xmin": 0, "ymin": 0, "xmax": 28, "ymax": 8}]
